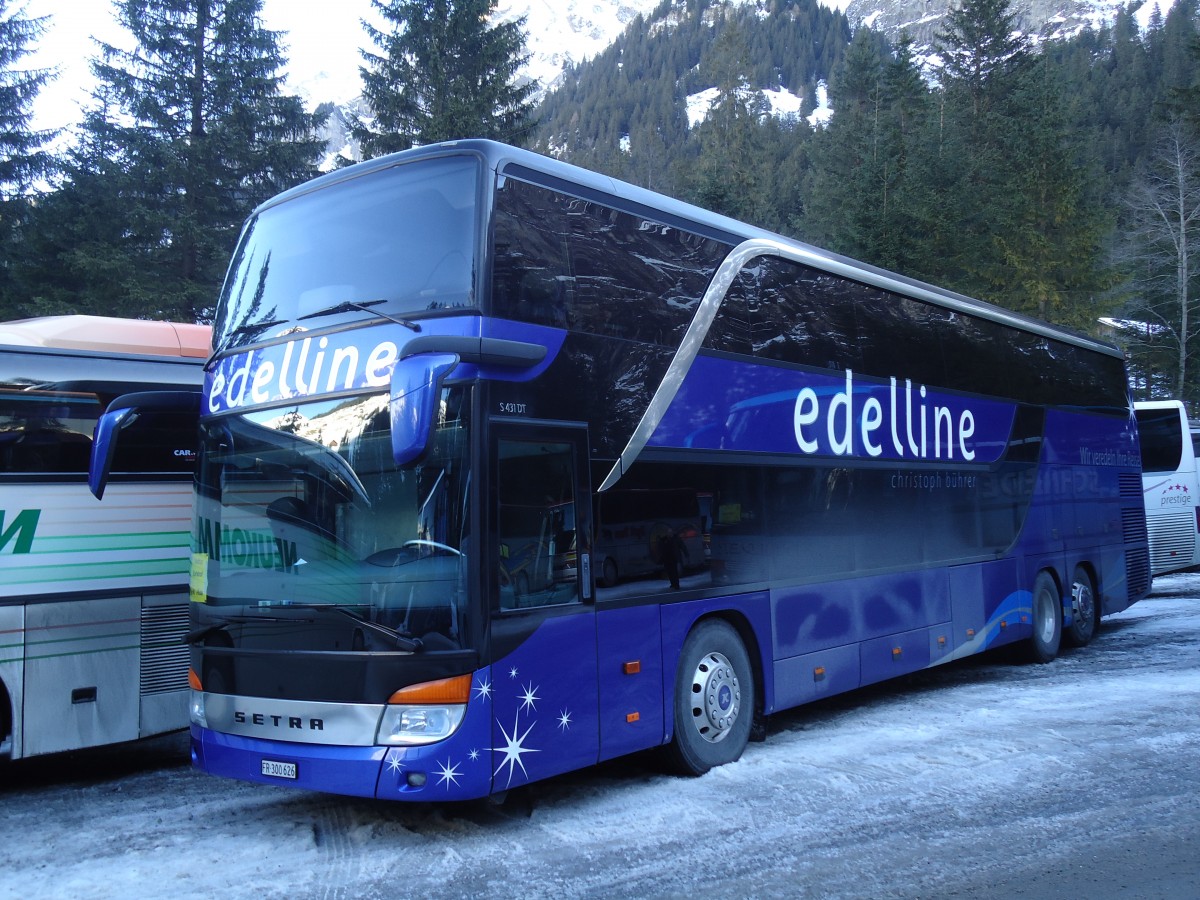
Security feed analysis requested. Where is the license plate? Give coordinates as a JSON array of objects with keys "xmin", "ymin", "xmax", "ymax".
[{"xmin": 261, "ymin": 759, "xmax": 297, "ymax": 779}]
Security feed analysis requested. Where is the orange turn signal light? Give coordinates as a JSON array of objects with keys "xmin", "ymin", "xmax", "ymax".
[
  {"xmin": 188, "ymin": 667, "xmax": 203, "ymax": 691},
  {"xmin": 387, "ymin": 673, "xmax": 472, "ymax": 705}
]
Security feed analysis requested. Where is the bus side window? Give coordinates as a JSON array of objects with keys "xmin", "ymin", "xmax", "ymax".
[
  {"xmin": 497, "ymin": 440, "xmax": 578, "ymax": 610},
  {"xmin": 0, "ymin": 389, "xmax": 98, "ymax": 475}
]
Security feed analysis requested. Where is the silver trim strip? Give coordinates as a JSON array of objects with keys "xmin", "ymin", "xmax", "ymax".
[
  {"xmin": 201, "ymin": 692, "xmax": 383, "ymax": 747},
  {"xmin": 599, "ymin": 238, "xmax": 783, "ymax": 491}
]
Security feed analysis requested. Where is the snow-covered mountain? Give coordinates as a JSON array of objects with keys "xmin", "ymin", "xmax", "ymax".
[
  {"xmin": 494, "ymin": 0, "xmax": 663, "ymax": 95},
  {"xmin": 841, "ymin": 0, "xmax": 1177, "ymax": 48},
  {"xmin": 312, "ymin": 0, "xmax": 1179, "ymax": 165},
  {"xmin": 310, "ymin": 0, "xmax": 664, "ymax": 165}
]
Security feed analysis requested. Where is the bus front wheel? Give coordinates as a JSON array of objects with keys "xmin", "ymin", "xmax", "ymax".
[
  {"xmin": 1026, "ymin": 571, "xmax": 1063, "ymax": 664},
  {"xmin": 664, "ymin": 619, "xmax": 755, "ymax": 776},
  {"xmin": 1064, "ymin": 567, "xmax": 1098, "ymax": 647}
]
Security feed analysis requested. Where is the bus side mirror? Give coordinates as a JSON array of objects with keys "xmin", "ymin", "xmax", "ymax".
[
  {"xmin": 389, "ymin": 352, "xmax": 459, "ymax": 467},
  {"xmin": 90, "ymin": 390, "xmax": 201, "ymax": 500}
]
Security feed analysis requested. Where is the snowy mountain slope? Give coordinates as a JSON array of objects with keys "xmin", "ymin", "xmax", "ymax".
[
  {"xmin": 494, "ymin": 0, "xmax": 663, "ymax": 94},
  {"xmin": 839, "ymin": 0, "xmax": 1178, "ymax": 48},
  {"xmin": 315, "ymin": 0, "xmax": 1178, "ymax": 164}
]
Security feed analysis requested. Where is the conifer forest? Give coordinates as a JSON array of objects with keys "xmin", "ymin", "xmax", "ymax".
[{"xmin": 2, "ymin": 0, "xmax": 1200, "ymax": 405}]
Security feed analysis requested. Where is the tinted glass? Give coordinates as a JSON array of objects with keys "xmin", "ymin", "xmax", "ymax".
[
  {"xmin": 491, "ymin": 176, "xmax": 729, "ymax": 345},
  {"xmin": 590, "ymin": 452, "xmax": 1036, "ymax": 601},
  {"xmin": 194, "ymin": 387, "xmax": 472, "ymax": 654},
  {"xmin": 216, "ymin": 155, "xmax": 480, "ymax": 351},
  {"xmin": 1136, "ymin": 407, "xmax": 1185, "ymax": 473},
  {"xmin": 497, "ymin": 439, "xmax": 579, "ymax": 610},
  {"xmin": 0, "ymin": 350, "xmax": 200, "ymax": 477},
  {"xmin": 704, "ymin": 255, "xmax": 1130, "ymax": 414},
  {"xmin": 752, "ymin": 259, "xmax": 862, "ymax": 373}
]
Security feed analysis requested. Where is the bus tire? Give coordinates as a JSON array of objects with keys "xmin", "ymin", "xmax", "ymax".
[
  {"xmin": 1026, "ymin": 571, "xmax": 1063, "ymax": 664},
  {"xmin": 1064, "ymin": 567, "xmax": 1097, "ymax": 647},
  {"xmin": 664, "ymin": 619, "xmax": 755, "ymax": 776}
]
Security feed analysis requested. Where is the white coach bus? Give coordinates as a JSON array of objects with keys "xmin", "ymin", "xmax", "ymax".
[
  {"xmin": 0, "ymin": 316, "xmax": 208, "ymax": 759},
  {"xmin": 1135, "ymin": 400, "xmax": 1200, "ymax": 576}
]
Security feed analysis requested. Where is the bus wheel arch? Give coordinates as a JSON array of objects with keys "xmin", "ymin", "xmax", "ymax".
[
  {"xmin": 664, "ymin": 615, "xmax": 758, "ymax": 776},
  {"xmin": 1026, "ymin": 569, "xmax": 1063, "ymax": 664},
  {"xmin": 1064, "ymin": 564, "xmax": 1099, "ymax": 648}
]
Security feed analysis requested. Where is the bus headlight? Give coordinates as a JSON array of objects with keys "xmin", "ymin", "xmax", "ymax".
[
  {"xmin": 377, "ymin": 704, "xmax": 466, "ymax": 745},
  {"xmin": 190, "ymin": 690, "xmax": 207, "ymax": 728},
  {"xmin": 375, "ymin": 674, "xmax": 472, "ymax": 746}
]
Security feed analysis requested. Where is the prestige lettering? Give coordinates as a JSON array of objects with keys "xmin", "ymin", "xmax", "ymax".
[{"xmin": 794, "ymin": 370, "xmax": 977, "ymax": 461}]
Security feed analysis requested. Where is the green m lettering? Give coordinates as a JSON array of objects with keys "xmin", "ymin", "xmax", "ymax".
[{"xmin": 0, "ymin": 509, "xmax": 41, "ymax": 554}]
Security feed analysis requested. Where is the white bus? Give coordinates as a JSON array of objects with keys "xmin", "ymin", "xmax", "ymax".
[
  {"xmin": 1134, "ymin": 400, "xmax": 1200, "ymax": 575},
  {"xmin": 0, "ymin": 316, "xmax": 209, "ymax": 759}
]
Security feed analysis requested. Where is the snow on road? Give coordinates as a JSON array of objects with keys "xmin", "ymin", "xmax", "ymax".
[{"xmin": 3, "ymin": 576, "xmax": 1199, "ymax": 899}]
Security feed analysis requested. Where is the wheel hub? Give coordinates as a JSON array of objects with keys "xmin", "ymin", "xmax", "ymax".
[
  {"xmin": 689, "ymin": 651, "xmax": 741, "ymax": 744},
  {"xmin": 1073, "ymin": 581, "xmax": 1094, "ymax": 624},
  {"xmin": 1035, "ymin": 586, "xmax": 1057, "ymax": 644}
]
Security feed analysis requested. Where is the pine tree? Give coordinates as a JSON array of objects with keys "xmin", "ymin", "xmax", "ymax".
[
  {"xmin": 354, "ymin": 0, "xmax": 536, "ymax": 158},
  {"xmin": 803, "ymin": 29, "xmax": 929, "ymax": 274},
  {"xmin": 803, "ymin": 27, "xmax": 888, "ymax": 255},
  {"xmin": 0, "ymin": 0, "xmax": 55, "ymax": 318},
  {"xmin": 987, "ymin": 54, "xmax": 1114, "ymax": 328},
  {"xmin": 26, "ymin": 0, "xmax": 326, "ymax": 322},
  {"xmin": 0, "ymin": 0, "xmax": 52, "ymax": 200},
  {"xmin": 683, "ymin": 20, "xmax": 772, "ymax": 225},
  {"xmin": 935, "ymin": 0, "xmax": 1029, "ymax": 121}
]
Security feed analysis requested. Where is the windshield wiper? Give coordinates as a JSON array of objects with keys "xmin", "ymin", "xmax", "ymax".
[
  {"xmin": 283, "ymin": 603, "xmax": 424, "ymax": 652},
  {"xmin": 298, "ymin": 299, "xmax": 422, "ymax": 332}
]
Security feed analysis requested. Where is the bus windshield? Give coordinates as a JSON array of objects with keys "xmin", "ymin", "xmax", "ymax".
[
  {"xmin": 214, "ymin": 155, "xmax": 481, "ymax": 352},
  {"xmin": 193, "ymin": 386, "xmax": 472, "ymax": 654},
  {"xmin": 1136, "ymin": 405, "xmax": 1185, "ymax": 474}
]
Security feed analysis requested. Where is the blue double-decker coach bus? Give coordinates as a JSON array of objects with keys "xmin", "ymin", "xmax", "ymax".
[{"xmin": 93, "ymin": 140, "xmax": 1150, "ymax": 800}]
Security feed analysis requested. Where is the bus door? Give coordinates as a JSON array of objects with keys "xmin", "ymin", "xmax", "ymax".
[{"xmin": 488, "ymin": 422, "xmax": 598, "ymax": 791}]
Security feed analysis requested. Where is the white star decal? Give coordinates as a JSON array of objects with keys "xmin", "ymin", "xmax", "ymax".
[
  {"xmin": 508, "ymin": 666, "xmax": 519, "ymax": 679},
  {"xmin": 519, "ymin": 682, "xmax": 540, "ymax": 713},
  {"xmin": 493, "ymin": 712, "xmax": 539, "ymax": 787},
  {"xmin": 387, "ymin": 756, "xmax": 402, "ymax": 775},
  {"xmin": 468, "ymin": 748, "xmax": 480, "ymax": 761},
  {"xmin": 475, "ymin": 678, "xmax": 492, "ymax": 700},
  {"xmin": 557, "ymin": 708, "xmax": 572, "ymax": 731},
  {"xmin": 435, "ymin": 758, "xmax": 462, "ymax": 788}
]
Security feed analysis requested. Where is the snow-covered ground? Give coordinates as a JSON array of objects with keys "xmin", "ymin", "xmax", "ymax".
[{"xmin": 3, "ymin": 575, "xmax": 1199, "ymax": 899}]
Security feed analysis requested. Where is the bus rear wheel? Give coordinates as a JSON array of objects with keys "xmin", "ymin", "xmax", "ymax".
[
  {"xmin": 1064, "ymin": 567, "xmax": 1097, "ymax": 647},
  {"xmin": 664, "ymin": 619, "xmax": 755, "ymax": 776},
  {"xmin": 1026, "ymin": 571, "xmax": 1063, "ymax": 664}
]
